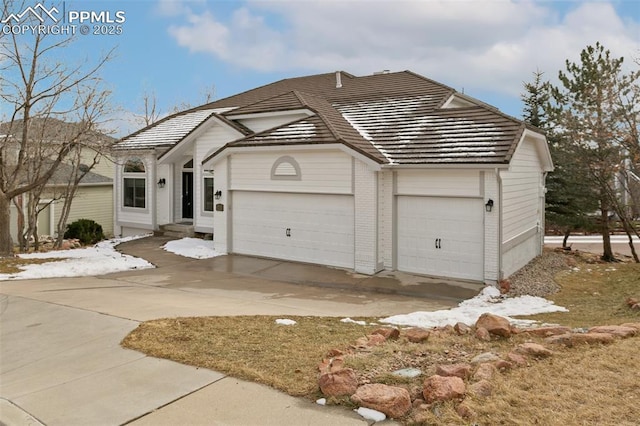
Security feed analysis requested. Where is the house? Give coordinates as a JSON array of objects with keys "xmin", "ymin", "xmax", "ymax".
[
  {"xmin": 112, "ymin": 71, "xmax": 553, "ymax": 283},
  {"xmin": 2, "ymin": 119, "xmax": 116, "ymax": 242}
]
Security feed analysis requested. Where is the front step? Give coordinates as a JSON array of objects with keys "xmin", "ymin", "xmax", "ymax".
[{"xmin": 156, "ymin": 223, "xmax": 195, "ymax": 238}]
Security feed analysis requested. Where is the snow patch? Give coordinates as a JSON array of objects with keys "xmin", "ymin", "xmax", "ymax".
[
  {"xmin": 163, "ymin": 238, "xmax": 223, "ymax": 259},
  {"xmin": 356, "ymin": 407, "xmax": 386, "ymax": 422},
  {"xmin": 275, "ymin": 319, "xmax": 297, "ymax": 326},
  {"xmin": 382, "ymin": 286, "xmax": 568, "ymax": 328},
  {"xmin": 341, "ymin": 318, "xmax": 367, "ymax": 325},
  {"xmin": 1, "ymin": 234, "xmax": 154, "ymax": 280}
]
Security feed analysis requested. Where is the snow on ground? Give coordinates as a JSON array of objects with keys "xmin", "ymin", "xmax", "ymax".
[
  {"xmin": 0, "ymin": 235, "xmax": 154, "ymax": 281},
  {"xmin": 162, "ymin": 238, "xmax": 223, "ymax": 259},
  {"xmin": 381, "ymin": 286, "xmax": 568, "ymax": 328}
]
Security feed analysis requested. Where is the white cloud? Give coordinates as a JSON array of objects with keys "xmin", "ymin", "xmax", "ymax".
[{"xmin": 165, "ymin": 1, "xmax": 640, "ymax": 97}]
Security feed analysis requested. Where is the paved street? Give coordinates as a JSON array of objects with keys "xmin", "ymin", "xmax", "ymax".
[{"xmin": 544, "ymin": 234, "xmax": 640, "ymax": 257}]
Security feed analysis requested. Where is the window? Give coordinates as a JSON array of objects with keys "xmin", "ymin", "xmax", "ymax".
[
  {"xmin": 204, "ymin": 177, "xmax": 214, "ymax": 212},
  {"xmin": 123, "ymin": 158, "xmax": 146, "ymax": 208}
]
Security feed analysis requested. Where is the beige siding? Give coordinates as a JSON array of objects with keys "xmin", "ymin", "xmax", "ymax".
[
  {"xmin": 396, "ymin": 170, "xmax": 481, "ymax": 197},
  {"xmin": 501, "ymin": 136, "xmax": 544, "ymax": 277},
  {"xmin": 80, "ymin": 148, "xmax": 115, "ymax": 179},
  {"xmin": 501, "ymin": 137, "xmax": 542, "ymax": 241},
  {"xmin": 53, "ymin": 186, "xmax": 114, "ymax": 237},
  {"xmin": 230, "ymin": 150, "xmax": 353, "ymax": 194}
]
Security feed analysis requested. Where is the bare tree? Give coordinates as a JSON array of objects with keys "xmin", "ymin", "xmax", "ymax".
[
  {"xmin": 135, "ymin": 89, "xmax": 161, "ymax": 126},
  {"xmin": 0, "ymin": 0, "xmax": 114, "ymax": 256}
]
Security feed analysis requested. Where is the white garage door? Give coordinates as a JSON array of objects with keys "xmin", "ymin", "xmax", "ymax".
[
  {"xmin": 397, "ymin": 196, "xmax": 484, "ymax": 281},
  {"xmin": 232, "ymin": 191, "xmax": 355, "ymax": 268}
]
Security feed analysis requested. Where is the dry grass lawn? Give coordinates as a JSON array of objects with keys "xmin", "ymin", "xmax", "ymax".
[
  {"xmin": 0, "ymin": 257, "xmax": 64, "ymax": 274},
  {"xmin": 122, "ymin": 256, "xmax": 640, "ymax": 425}
]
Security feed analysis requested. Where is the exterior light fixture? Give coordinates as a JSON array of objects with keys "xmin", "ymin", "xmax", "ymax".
[
  {"xmin": 485, "ymin": 199, "xmax": 494, "ymax": 212},
  {"xmin": 157, "ymin": 178, "xmax": 166, "ymax": 188},
  {"xmin": 214, "ymin": 190, "xmax": 222, "ymax": 200}
]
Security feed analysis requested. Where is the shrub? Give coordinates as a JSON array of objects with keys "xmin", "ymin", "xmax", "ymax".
[{"xmin": 64, "ymin": 219, "xmax": 105, "ymax": 245}]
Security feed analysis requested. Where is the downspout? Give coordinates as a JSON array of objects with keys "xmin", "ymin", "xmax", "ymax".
[
  {"xmin": 541, "ymin": 171, "xmax": 548, "ymax": 254},
  {"xmin": 496, "ymin": 168, "xmax": 503, "ymax": 281}
]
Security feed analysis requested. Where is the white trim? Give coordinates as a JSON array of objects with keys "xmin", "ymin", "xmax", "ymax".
[{"xmin": 520, "ymin": 128, "xmax": 554, "ymax": 172}]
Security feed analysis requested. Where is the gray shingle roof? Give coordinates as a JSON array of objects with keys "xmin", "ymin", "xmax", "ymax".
[
  {"xmin": 113, "ymin": 109, "xmax": 218, "ymax": 151},
  {"xmin": 116, "ymin": 70, "xmax": 541, "ymax": 166}
]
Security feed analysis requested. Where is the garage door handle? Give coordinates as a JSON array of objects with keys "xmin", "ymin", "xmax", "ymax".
[
  {"xmin": 435, "ymin": 238, "xmax": 441, "ymax": 249},
  {"xmin": 286, "ymin": 228, "xmax": 291, "ymax": 237}
]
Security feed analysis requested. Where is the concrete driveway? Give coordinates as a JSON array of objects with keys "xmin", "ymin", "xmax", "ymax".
[{"xmin": 0, "ymin": 236, "xmax": 479, "ymax": 426}]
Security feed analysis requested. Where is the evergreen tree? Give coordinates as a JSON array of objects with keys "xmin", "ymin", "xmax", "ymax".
[
  {"xmin": 521, "ymin": 71, "xmax": 597, "ymax": 247},
  {"xmin": 548, "ymin": 42, "xmax": 640, "ymax": 261}
]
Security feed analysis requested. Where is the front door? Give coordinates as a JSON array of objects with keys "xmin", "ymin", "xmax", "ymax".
[{"xmin": 182, "ymin": 172, "xmax": 193, "ymax": 219}]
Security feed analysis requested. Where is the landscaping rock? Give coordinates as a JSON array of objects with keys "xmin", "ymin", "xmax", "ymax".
[
  {"xmin": 471, "ymin": 352, "xmax": 500, "ymax": 364},
  {"xmin": 475, "ymin": 313, "xmax": 511, "ymax": 337},
  {"xmin": 475, "ymin": 326, "xmax": 491, "ymax": 341},
  {"xmin": 516, "ymin": 343, "xmax": 553, "ymax": 358},
  {"xmin": 319, "ymin": 368, "xmax": 358, "ymax": 397},
  {"xmin": 318, "ymin": 356, "xmax": 344, "ymax": 374},
  {"xmin": 506, "ymin": 352, "xmax": 527, "ymax": 367},
  {"xmin": 523, "ymin": 326, "xmax": 572, "ymax": 337},
  {"xmin": 621, "ymin": 323, "xmax": 640, "ymax": 331},
  {"xmin": 404, "ymin": 327, "xmax": 431, "ymax": 343},
  {"xmin": 422, "ymin": 375, "xmax": 465, "ymax": 403},
  {"xmin": 545, "ymin": 332, "xmax": 614, "ymax": 347},
  {"xmin": 494, "ymin": 360, "xmax": 513, "ymax": 371},
  {"xmin": 469, "ymin": 379, "xmax": 493, "ymax": 398},
  {"xmin": 326, "ymin": 348, "xmax": 344, "ymax": 357},
  {"xmin": 435, "ymin": 363, "xmax": 472, "ymax": 379},
  {"xmin": 456, "ymin": 401, "xmax": 476, "ymax": 419},
  {"xmin": 371, "ymin": 327, "xmax": 400, "ymax": 340},
  {"xmin": 588, "ymin": 325, "xmax": 637, "ymax": 338},
  {"xmin": 351, "ymin": 383, "xmax": 411, "ymax": 419},
  {"xmin": 473, "ymin": 363, "xmax": 498, "ymax": 381},
  {"xmin": 454, "ymin": 322, "xmax": 472, "ymax": 335}
]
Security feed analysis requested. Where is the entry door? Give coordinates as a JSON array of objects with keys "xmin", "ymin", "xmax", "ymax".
[{"xmin": 182, "ymin": 172, "xmax": 193, "ymax": 219}]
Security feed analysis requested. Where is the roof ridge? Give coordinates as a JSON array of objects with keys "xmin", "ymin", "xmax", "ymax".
[{"xmin": 197, "ymin": 71, "xmax": 355, "ymax": 110}]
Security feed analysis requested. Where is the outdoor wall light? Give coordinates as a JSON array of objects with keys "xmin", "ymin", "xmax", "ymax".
[
  {"xmin": 157, "ymin": 178, "xmax": 166, "ymax": 188},
  {"xmin": 214, "ymin": 190, "xmax": 222, "ymax": 200},
  {"xmin": 485, "ymin": 199, "xmax": 494, "ymax": 212}
]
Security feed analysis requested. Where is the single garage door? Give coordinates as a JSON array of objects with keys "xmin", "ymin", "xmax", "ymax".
[
  {"xmin": 397, "ymin": 196, "xmax": 484, "ymax": 281},
  {"xmin": 232, "ymin": 191, "xmax": 355, "ymax": 268}
]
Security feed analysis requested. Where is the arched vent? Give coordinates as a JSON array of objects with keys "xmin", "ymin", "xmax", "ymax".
[{"xmin": 271, "ymin": 156, "xmax": 301, "ymax": 180}]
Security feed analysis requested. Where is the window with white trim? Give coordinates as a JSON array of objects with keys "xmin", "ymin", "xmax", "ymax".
[
  {"xmin": 204, "ymin": 176, "xmax": 214, "ymax": 212},
  {"xmin": 123, "ymin": 158, "xmax": 146, "ymax": 208}
]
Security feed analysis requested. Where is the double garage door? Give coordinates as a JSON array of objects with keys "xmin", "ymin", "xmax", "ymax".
[
  {"xmin": 397, "ymin": 196, "xmax": 484, "ymax": 281},
  {"xmin": 232, "ymin": 191, "xmax": 354, "ymax": 268}
]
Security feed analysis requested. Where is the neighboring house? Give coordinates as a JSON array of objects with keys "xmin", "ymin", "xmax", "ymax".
[
  {"xmin": 9, "ymin": 163, "xmax": 114, "ymax": 240},
  {"xmin": 2, "ymin": 119, "xmax": 115, "ymax": 241},
  {"xmin": 112, "ymin": 71, "xmax": 553, "ymax": 283}
]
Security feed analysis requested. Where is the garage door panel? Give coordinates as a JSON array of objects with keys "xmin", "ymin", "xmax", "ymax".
[
  {"xmin": 398, "ymin": 196, "xmax": 484, "ymax": 281},
  {"xmin": 232, "ymin": 192, "xmax": 354, "ymax": 268}
]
